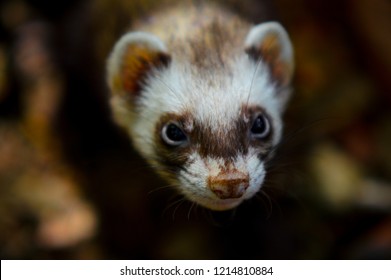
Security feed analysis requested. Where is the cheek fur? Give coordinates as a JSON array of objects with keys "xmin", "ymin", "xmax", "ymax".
[{"xmin": 245, "ymin": 154, "xmax": 266, "ymax": 199}]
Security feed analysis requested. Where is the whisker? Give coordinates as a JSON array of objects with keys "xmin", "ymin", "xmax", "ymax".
[
  {"xmin": 171, "ymin": 198, "xmax": 186, "ymax": 221},
  {"xmin": 162, "ymin": 196, "xmax": 186, "ymax": 218},
  {"xmin": 259, "ymin": 189, "xmax": 273, "ymax": 219},
  {"xmin": 246, "ymin": 56, "xmax": 264, "ymax": 107},
  {"xmin": 261, "ymin": 168, "xmax": 307, "ymax": 211},
  {"xmin": 156, "ymin": 76, "xmax": 181, "ymax": 99},
  {"xmin": 147, "ymin": 183, "xmax": 176, "ymax": 195},
  {"xmin": 255, "ymin": 187, "xmax": 284, "ymax": 219},
  {"xmin": 281, "ymin": 116, "xmax": 339, "ymax": 147},
  {"xmin": 187, "ymin": 202, "xmax": 196, "ymax": 220}
]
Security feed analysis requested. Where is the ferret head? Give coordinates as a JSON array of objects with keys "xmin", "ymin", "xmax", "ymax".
[{"xmin": 107, "ymin": 22, "xmax": 294, "ymax": 211}]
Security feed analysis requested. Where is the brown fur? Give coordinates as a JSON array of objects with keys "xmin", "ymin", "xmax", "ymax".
[
  {"xmin": 153, "ymin": 105, "xmax": 275, "ymax": 182},
  {"xmin": 117, "ymin": 45, "xmax": 170, "ymax": 97},
  {"xmin": 132, "ymin": 2, "xmax": 251, "ymax": 73}
]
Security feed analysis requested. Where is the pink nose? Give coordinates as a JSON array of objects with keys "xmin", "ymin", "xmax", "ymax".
[{"xmin": 208, "ymin": 171, "xmax": 249, "ymax": 199}]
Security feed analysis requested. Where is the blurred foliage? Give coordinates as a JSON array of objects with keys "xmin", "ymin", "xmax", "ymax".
[{"xmin": 0, "ymin": 0, "xmax": 390, "ymax": 259}]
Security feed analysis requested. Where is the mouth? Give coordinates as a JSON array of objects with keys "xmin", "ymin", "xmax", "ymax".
[{"xmin": 195, "ymin": 196, "xmax": 244, "ymax": 211}]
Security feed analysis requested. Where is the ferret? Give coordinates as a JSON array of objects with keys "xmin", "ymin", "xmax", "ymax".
[{"xmin": 106, "ymin": 2, "xmax": 294, "ymax": 211}]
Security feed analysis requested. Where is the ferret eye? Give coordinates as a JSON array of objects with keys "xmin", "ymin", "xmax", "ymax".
[
  {"xmin": 162, "ymin": 123, "xmax": 187, "ymax": 146},
  {"xmin": 250, "ymin": 114, "xmax": 270, "ymax": 139}
]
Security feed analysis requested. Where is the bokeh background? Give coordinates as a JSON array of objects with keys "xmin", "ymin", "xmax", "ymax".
[{"xmin": 1, "ymin": 0, "xmax": 391, "ymax": 259}]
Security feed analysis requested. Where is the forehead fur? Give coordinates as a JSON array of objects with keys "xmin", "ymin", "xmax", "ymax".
[
  {"xmin": 140, "ymin": 55, "xmax": 281, "ymax": 126},
  {"xmin": 127, "ymin": 3, "xmax": 286, "ymax": 160}
]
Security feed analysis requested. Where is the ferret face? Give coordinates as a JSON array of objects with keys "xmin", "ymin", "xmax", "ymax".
[
  {"xmin": 153, "ymin": 106, "xmax": 274, "ymax": 211},
  {"xmin": 107, "ymin": 20, "xmax": 294, "ymax": 211},
  {"xmin": 136, "ymin": 59, "xmax": 283, "ymax": 210}
]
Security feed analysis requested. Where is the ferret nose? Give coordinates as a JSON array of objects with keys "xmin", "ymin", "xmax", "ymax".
[{"xmin": 208, "ymin": 171, "xmax": 249, "ymax": 199}]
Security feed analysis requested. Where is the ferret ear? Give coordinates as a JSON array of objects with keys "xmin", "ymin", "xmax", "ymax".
[
  {"xmin": 244, "ymin": 22, "xmax": 294, "ymax": 87},
  {"xmin": 107, "ymin": 32, "xmax": 171, "ymax": 98}
]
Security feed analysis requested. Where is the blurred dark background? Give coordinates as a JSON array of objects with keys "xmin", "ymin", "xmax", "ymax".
[{"xmin": 0, "ymin": 0, "xmax": 390, "ymax": 259}]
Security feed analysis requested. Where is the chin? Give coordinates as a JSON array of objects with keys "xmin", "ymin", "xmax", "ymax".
[{"xmin": 193, "ymin": 196, "xmax": 244, "ymax": 211}]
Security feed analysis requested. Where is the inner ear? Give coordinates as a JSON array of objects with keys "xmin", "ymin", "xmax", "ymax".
[
  {"xmin": 244, "ymin": 22, "xmax": 294, "ymax": 87},
  {"xmin": 107, "ymin": 32, "xmax": 171, "ymax": 98}
]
